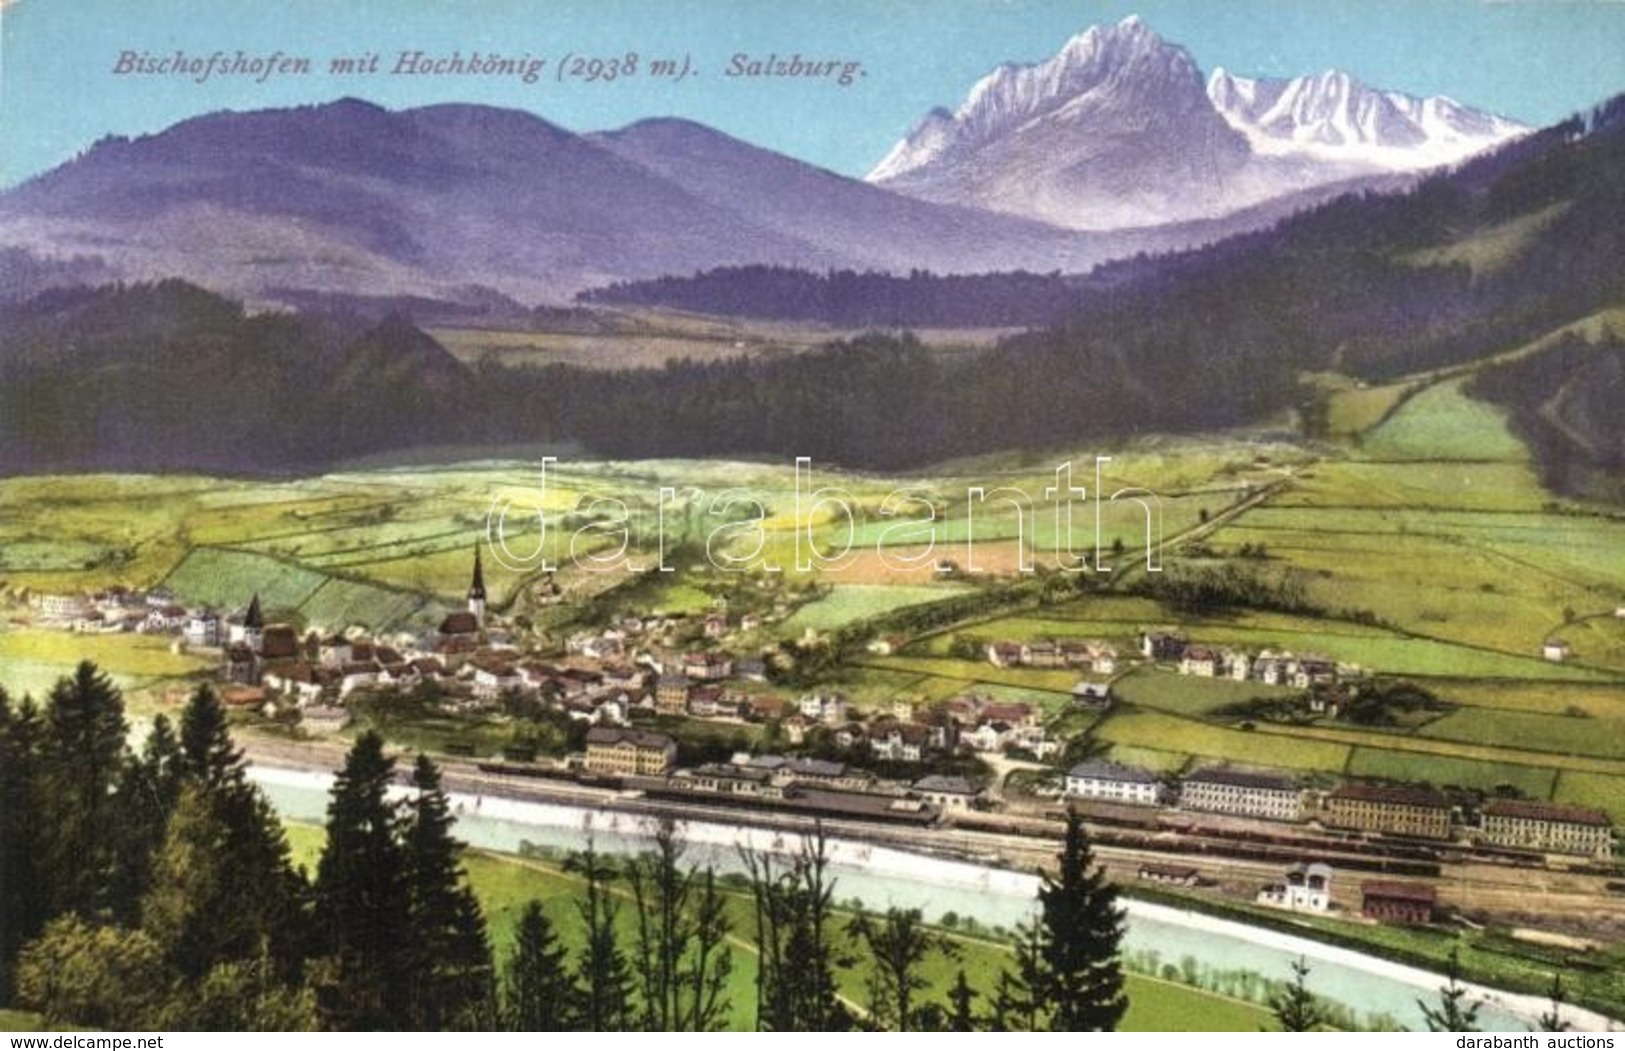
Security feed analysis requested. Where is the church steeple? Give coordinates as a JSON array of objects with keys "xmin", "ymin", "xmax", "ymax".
[
  {"xmin": 468, "ymin": 544, "xmax": 487, "ymax": 625},
  {"xmin": 242, "ymin": 592, "xmax": 265, "ymax": 653}
]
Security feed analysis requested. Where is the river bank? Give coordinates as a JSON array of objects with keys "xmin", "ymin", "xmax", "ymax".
[{"xmin": 248, "ymin": 762, "xmax": 1620, "ymax": 1032}]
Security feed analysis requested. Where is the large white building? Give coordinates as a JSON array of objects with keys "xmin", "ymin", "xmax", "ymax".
[
  {"xmin": 1181, "ymin": 768, "xmax": 1303, "ymax": 822},
  {"xmin": 1064, "ymin": 759, "xmax": 1162, "ymax": 806}
]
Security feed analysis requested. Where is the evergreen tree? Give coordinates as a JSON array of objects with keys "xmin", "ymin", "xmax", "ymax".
[
  {"xmin": 624, "ymin": 819, "xmax": 733, "ymax": 1031},
  {"xmin": 741, "ymin": 828, "xmax": 847, "ymax": 1032},
  {"xmin": 0, "ymin": 689, "xmax": 46, "ymax": 1002},
  {"xmin": 991, "ymin": 922, "xmax": 1045, "ymax": 1031},
  {"xmin": 1035, "ymin": 811, "xmax": 1127, "ymax": 1031},
  {"xmin": 178, "ymin": 682, "xmax": 244, "ymax": 790},
  {"xmin": 1537, "ymin": 972, "xmax": 1571, "ymax": 1033},
  {"xmin": 566, "ymin": 841, "xmax": 634, "ymax": 1031},
  {"xmin": 37, "ymin": 662, "xmax": 129, "ymax": 921},
  {"xmin": 1419, "ymin": 948, "xmax": 1483, "ymax": 1033},
  {"xmin": 142, "ymin": 784, "xmax": 236, "ymax": 976},
  {"xmin": 847, "ymin": 907, "xmax": 954, "ymax": 1031},
  {"xmin": 1269, "ymin": 956, "xmax": 1325, "ymax": 1032},
  {"xmin": 401, "ymin": 755, "xmax": 494, "ymax": 1031},
  {"xmin": 145, "ymin": 686, "xmax": 308, "ymax": 981},
  {"xmin": 947, "ymin": 969, "xmax": 979, "ymax": 1032},
  {"xmin": 986, "ymin": 970, "xmax": 1022, "ymax": 1033},
  {"xmin": 503, "ymin": 900, "xmax": 579, "ymax": 1031},
  {"xmin": 312, "ymin": 731, "xmax": 411, "ymax": 1030},
  {"xmin": 111, "ymin": 714, "xmax": 184, "ymax": 923}
]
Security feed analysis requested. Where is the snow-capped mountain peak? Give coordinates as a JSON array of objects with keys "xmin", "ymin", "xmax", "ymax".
[
  {"xmin": 869, "ymin": 16, "xmax": 1212, "ymax": 184},
  {"xmin": 869, "ymin": 17, "xmax": 1530, "ymax": 231},
  {"xmin": 1207, "ymin": 66, "xmax": 1529, "ymax": 167}
]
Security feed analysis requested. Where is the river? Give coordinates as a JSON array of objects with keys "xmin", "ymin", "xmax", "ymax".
[{"xmin": 250, "ymin": 765, "xmax": 1618, "ymax": 1033}]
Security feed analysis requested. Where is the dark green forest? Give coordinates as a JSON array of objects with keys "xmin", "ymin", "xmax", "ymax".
[
  {"xmin": 0, "ymin": 664, "xmax": 1130, "ymax": 1031},
  {"xmin": 2, "ymin": 96, "xmax": 1622, "ymax": 481}
]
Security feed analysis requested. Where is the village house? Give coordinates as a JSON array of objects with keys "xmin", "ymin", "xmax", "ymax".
[
  {"xmin": 1256, "ymin": 862, "xmax": 1333, "ymax": 913},
  {"xmin": 913, "ymin": 774, "xmax": 982, "ymax": 811},
  {"xmin": 317, "ymin": 634, "xmax": 353, "ymax": 667},
  {"xmin": 1181, "ymin": 768, "xmax": 1304, "ymax": 822},
  {"xmin": 686, "ymin": 684, "xmax": 732, "ymax": 719},
  {"xmin": 142, "ymin": 603, "xmax": 188, "ymax": 634},
  {"xmin": 1141, "ymin": 630, "xmax": 1187, "ymax": 661},
  {"xmin": 1479, "ymin": 800, "xmax": 1614, "ymax": 859},
  {"xmin": 868, "ymin": 720, "xmax": 929, "ymax": 763},
  {"xmin": 301, "ymin": 704, "xmax": 352, "ymax": 733},
  {"xmin": 744, "ymin": 696, "xmax": 788, "ymax": 723},
  {"xmin": 979, "ymin": 700, "xmax": 1039, "ymax": 728},
  {"xmin": 583, "ymin": 727, "xmax": 677, "ymax": 777},
  {"xmin": 1179, "ymin": 646, "xmax": 1219, "ymax": 678},
  {"xmin": 184, "ymin": 611, "xmax": 221, "ymax": 648},
  {"xmin": 40, "ymin": 593, "xmax": 91, "ymax": 621},
  {"xmin": 1542, "ymin": 639, "xmax": 1572, "ymax": 662},
  {"xmin": 655, "ymin": 675, "xmax": 692, "ymax": 716},
  {"xmin": 72, "ymin": 609, "xmax": 108, "ymax": 634},
  {"xmin": 683, "ymin": 651, "xmax": 734, "ymax": 681},
  {"xmin": 962, "ymin": 721, "xmax": 1013, "ymax": 754},
  {"xmin": 262, "ymin": 662, "xmax": 333, "ymax": 707},
  {"xmin": 986, "ymin": 641, "xmax": 1025, "ymax": 667},
  {"xmin": 470, "ymin": 658, "xmax": 524, "ymax": 700},
  {"xmin": 1323, "ymin": 783, "xmax": 1453, "ymax": 840},
  {"xmin": 798, "ymin": 692, "xmax": 848, "ymax": 725},
  {"xmin": 1065, "ymin": 759, "xmax": 1162, "ymax": 806},
  {"xmin": 1071, "ymin": 681, "xmax": 1114, "ymax": 709},
  {"xmin": 1360, "ymin": 881, "xmax": 1436, "ymax": 925}
]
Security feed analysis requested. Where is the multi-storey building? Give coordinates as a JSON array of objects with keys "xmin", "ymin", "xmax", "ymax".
[
  {"xmin": 1479, "ymin": 800, "xmax": 1614, "ymax": 859},
  {"xmin": 1180, "ymin": 768, "xmax": 1303, "ymax": 822},
  {"xmin": 1324, "ymin": 783, "xmax": 1453, "ymax": 840},
  {"xmin": 583, "ymin": 727, "xmax": 677, "ymax": 777},
  {"xmin": 1065, "ymin": 759, "xmax": 1162, "ymax": 806}
]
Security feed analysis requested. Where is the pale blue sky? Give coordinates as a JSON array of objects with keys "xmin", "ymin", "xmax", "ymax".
[{"xmin": 3, "ymin": 0, "xmax": 1624, "ymax": 186}]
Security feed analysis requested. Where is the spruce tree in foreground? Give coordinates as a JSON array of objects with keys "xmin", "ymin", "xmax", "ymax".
[
  {"xmin": 947, "ymin": 969, "xmax": 979, "ymax": 1031},
  {"xmin": 38, "ymin": 662, "xmax": 129, "ymax": 921},
  {"xmin": 741, "ymin": 828, "xmax": 847, "ymax": 1032},
  {"xmin": 401, "ymin": 755, "xmax": 494, "ymax": 1031},
  {"xmin": 1269, "ymin": 956, "xmax": 1325, "ymax": 1032},
  {"xmin": 503, "ymin": 900, "xmax": 580, "ymax": 1031},
  {"xmin": 1419, "ymin": 947, "xmax": 1482, "ymax": 1033},
  {"xmin": 624, "ymin": 818, "xmax": 734, "ymax": 1031},
  {"xmin": 0, "ymin": 688, "xmax": 45, "ymax": 1002},
  {"xmin": 112, "ymin": 713, "xmax": 183, "ymax": 922},
  {"xmin": 1036, "ymin": 810, "xmax": 1127, "ymax": 1031},
  {"xmin": 144, "ymin": 685, "xmax": 309, "ymax": 982},
  {"xmin": 313, "ymin": 731, "xmax": 411, "ymax": 1030},
  {"xmin": 847, "ymin": 906, "xmax": 955, "ymax": 1031},
  {"xmin": 567, "ymin": 841, "xmax": 634, "ymax": 1031}
]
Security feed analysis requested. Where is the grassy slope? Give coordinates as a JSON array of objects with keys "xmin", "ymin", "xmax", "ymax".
[{"xmin": 283, "ymin": 822, "xmax": 1272, "ymax": 1032}]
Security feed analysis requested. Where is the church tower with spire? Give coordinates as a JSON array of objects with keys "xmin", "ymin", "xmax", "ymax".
[
  {"xmin": 242, "ymin": 592, "xmax": 265, "ymax": 653},
  {"xmin": 468, "ymin": 544, "xmax": 487, "ymax": 627}
]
